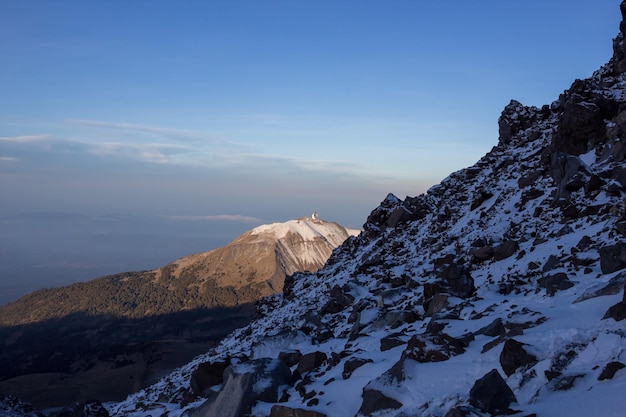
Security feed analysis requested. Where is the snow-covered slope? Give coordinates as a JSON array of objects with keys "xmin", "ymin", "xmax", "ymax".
[
  {"xmin": 103, "ymin": 3, "xmax": 626, "ymax": 417},
  {"xmin": 243, "ymin": 217, "xmax": 360, "ymax": 278}
]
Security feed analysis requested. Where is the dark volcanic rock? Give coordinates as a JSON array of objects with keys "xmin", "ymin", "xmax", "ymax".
[
  {"xmin": 380, "ymin": 334, "xmax": 405, "ymax": 352},
  {"xmin": 469, "ymin": 369, "xmax": 517, "ymax": 413},
  {"xmin": 552, "ymin": 95, "xmax": 606, "ymax": 155},
  {"xmin": 438, "ymin": 263, "xmax": 475, "ymax": 298},
  {"xmin": 425, "ymin": 293, "xmax": 448, "ymax": 316},
  {"xmin": 475, "ymin": 318, "xmax": 506, "ymax": 338},
  {"xmin": 549, "ymin": 153, "xmax": 591, "ymax": 201},
  {"xmin": 279, "ymin": 350, "xmax": 303, "ymax": 368},
  {"xmin": 363, "ymin": 193, "xmax": 403, "ymax": 238},
  {"xmin": 357, "ymin": 389, "xmax": 402, "ymax": 416},
  {"xmin": 539, "ymin": 272, "xmax": 575, "ymax": 296},
  {"xmin": 189, "ymin": 358, "xmax": 291, "ymax": 417},
  {"xmin": 492, "ymin": 240, "xmax": 519, "ymax": 261},
  {"xmin": 599, "ymin": 243, "xmax": 626, "ymax": 274},
  {"xmin": 269, "ymin": 405, "xmax": 327, "ymax": 417},
  {"xmin": 602, "ymin": 300, "xmax": 626, "ymax": 322},
  {"xmin": 297, "ymin": 352, "xmax": 327, "ymax": 374},
  {"xmin": 190, "ymin": 360, "xmax": 230, "ymax": 397},
  {"xmin": 386, "ymin": 206, "xmax": 413, "ymax": 228},
  {"xmin": 469, "ymin": 246, "xmax": 494, "ymax": 262},
  {"xmin": 499, "ymin": 339, "xmax": 537, "ymax": 377},
  {"xmin": 342, "ymin": 357, "xmax": 373, "ymax": 380},
  {"xmin": 598, "ymin": 361, "xmax": 626, "ymax": 380},
  {"xmin": 470, "ymin": 189, "xmax": 493, "ymax": 210}
]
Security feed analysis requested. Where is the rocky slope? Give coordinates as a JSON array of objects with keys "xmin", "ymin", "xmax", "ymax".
[
  {"xmin": 98, "ymin": 2, "xmax": 626, "ymax": 417},
  {"xmin": 0, "ymin": 217, "xmax": 357, "ymax": 409}
]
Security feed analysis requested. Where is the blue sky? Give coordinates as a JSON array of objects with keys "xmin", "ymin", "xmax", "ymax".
[{"xmin": 0, "ymin": 0, "xmax": 621, "ymax": 229}]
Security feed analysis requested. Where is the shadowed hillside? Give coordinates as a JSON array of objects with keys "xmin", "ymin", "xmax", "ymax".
[{"xmin": 0, "ymin": 305, "xmax": 254, "ymax": 407}]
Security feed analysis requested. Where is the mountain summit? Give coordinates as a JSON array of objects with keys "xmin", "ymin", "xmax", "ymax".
[
  {"xmin": 177, "ymin": 216, "xmax": 361, "ymax": 296},
  {"xmin": 101, "ymin": 3, "xmax": 626, "ymax": 417}
]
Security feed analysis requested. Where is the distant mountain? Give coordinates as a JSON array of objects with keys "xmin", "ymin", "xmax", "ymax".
[
  {"xmin": 0, "ymin": 217, "xmax": 358, "ymax": 408},
  {"xmin": 0, "ymin": 217, "xmax": 358, "ymax": 325},
  {"xmin": 92, "ymin": 2, "xmax": 626, "ymax": 417}
]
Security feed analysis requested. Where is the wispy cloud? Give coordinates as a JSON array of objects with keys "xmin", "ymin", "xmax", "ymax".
[
  {"xmin": 0, "ymin": 156, "xmax": 17, "ymax": 161},
  {"xmin": 86, "ymin": 142, "xmax": 192, "ymax": 163},
  {"xmin": 0, "ymin": 133, "xmax": 193, "ymax": 164},
  {"xmin": 0, "ymin": 134, "xmax": 54, "ymax": 142},
  {"xmin": 66, "ymin": 118, "xmax": 228, "ymax": 145},
  {"xmin": 166, "ymin": 214, "xmax": 262, "ymax": 223},
  {"xmin": 211, "ymin": 151, "xmax": 367, "ymax": 176}
]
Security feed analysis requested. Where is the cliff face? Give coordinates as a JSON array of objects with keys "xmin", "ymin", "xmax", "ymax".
[{"xmin": 105, "ymin": 3, "xmax": 626, "ymax": 417}]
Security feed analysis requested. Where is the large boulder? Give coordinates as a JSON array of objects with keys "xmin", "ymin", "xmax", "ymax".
[
  {"xmin": 188, "ymin": 358, "xmax": 291, "ymax": 417},
  {"xmin": 499, "ymin": 339, "xmax": 537, "ymax": 376},
  {"xmin": 492, "ymin": 240, "xmax": 519, "ymax": 261},
  {"xmin": 603, "ymin": 298, "xmax": 626, "ymax": 322},
  {"xmin": 469, "ymin": 369, "xmax": 517, "ymax": 414},
  {"xmin": 548, "ymin": 153, "xmax": 590, "ymax": 201},
  {"xmin": 278, "ymin": 350, "xmax": 302, "ymax": 368},
  {"xmin": 598, "ymin": 361, "xmax": 626, "ymax": 381},
  {"xmin": 538, "ymin": 272, "xmax": 575, "ymax": 296},
  {"xmin": 469, "ymin": 245, "xmax": 494, "ymax": 262},
  {"xmin": 342, "ymin": 357, "xmax": 373, "ymax": 380},
  {"xmin": 599, "ymin": 243, "xmax": 626, "ymax": 274},
  {"xmin": 190, "ymin": 360, "xmax": 230, "ymax": 397},
  {"xmin": 357, "ymin": 389, "xmax": 402, "ymax": 416},
  {"xmin": 297, "ymin": 351, "xmax": 327, "ymax": 374},
  {"xmin": 552, "ymin": 95, "xmax": 605, "ymax": 155},
  {"xmin": 355, "ymin": 359, "xmax": 414, "ymax": 416},
  {"xmin": 475, "ymin": 318, "xmax": 506, "ymax": 338},
  {"xmin": 437, "ymin": 263, "xmax": 475, "ymax": 298}
]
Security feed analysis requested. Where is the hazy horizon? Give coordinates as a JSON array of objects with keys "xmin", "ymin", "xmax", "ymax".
[{"xmin": 0, "ymin": 211, "xmax": 262, "ymax": 305}]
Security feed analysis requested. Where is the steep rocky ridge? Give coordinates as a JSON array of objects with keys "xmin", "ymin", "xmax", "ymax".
[
  {"xmin": 0, "ymin": 217, "xmax": 357, "ymax": 409},
  {"xmin": 104, "ymin": 3, "xmax": 626, "ymax": 417}
]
